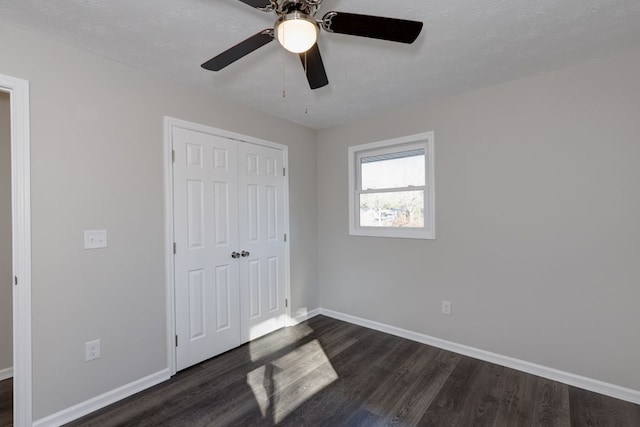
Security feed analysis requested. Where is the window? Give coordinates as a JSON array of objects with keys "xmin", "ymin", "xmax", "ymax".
[{"xmin": 348, "ymin": 132, "xmax": 435, "ymax": 239}]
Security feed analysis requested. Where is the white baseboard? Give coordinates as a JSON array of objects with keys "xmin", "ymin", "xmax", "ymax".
[
  {"xmin": 33, "ymin": 368, "xmax": 171, "ymax": 427},
  {"xmin": 319, "ymin": 308, "xmax": 640, "ymax": 405},
  {"xmin": 290, "ymin": 307, "xmax": 321, "ymax": 325},
  {"xmin": 0, "ymin": 367, "xmax": 13, "ymax": 381}
]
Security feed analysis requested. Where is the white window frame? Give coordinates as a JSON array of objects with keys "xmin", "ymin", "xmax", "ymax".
[{"xmin": 348, "ymin": 131, "xmax": 435, "ymax": 239}]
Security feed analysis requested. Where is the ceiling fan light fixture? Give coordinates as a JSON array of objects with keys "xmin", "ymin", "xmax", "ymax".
[{"xmin": 275, "ymin": 12, "xmax": 319, "ymax": 53}]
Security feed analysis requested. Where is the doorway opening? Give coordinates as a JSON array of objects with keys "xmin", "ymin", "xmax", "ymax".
[
  {"xmin": 0, "ymin": 73, "xmax": 32, "ymax": 427},
  {"xmin": 0, "ymin": 90, "xmax": 12, "ymax": 426}
]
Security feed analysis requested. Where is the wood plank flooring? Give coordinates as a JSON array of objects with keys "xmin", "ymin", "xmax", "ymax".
[
  {"xmin": 44, "ymin": 315, "xmax": 640, "ymax": 426},
  {"xmin": 0, "ymin": 378, "xmax": 11, "ymax": 427}
]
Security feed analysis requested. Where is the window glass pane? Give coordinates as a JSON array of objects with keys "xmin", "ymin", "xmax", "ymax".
[
  {"xmin": 359, "ymin": 190, "xmax": 424, "ymax": 228},
  {"xmin": 360, "ymin": 149, "xmax": 425, "ymax": 190}
]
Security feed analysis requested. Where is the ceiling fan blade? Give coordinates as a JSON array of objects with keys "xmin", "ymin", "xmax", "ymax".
[
  {"xmin": 237, "ymin": 0, "xmax": 272, "ymax": 9},
  {"xmin": 202, "ymin": 30, "xmax": 274, "ymax": 71},
  {"xmin": 299, "ymin": 44, "xmax": 329, "ymax": 90},
  {"xmin": 322, "ymin": 12, "xmax": 423, "ymax": 44}
]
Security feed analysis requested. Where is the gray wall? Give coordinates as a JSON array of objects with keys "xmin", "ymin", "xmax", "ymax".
[
  {"xmin": 0, "ymin": 91, "xmax": 11, "ymax": 373},
  {"xmin": 0, "ymin": 21, "xmax": 318, "ymax": 419},
  {"xmin": 317, "ymin": 48, "xmax": 640, "ymax": 392}
]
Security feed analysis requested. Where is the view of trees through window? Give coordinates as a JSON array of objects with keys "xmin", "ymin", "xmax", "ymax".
[{"xmin": 359, "ymin": 150, "xmax": 425, "ymax": 228}]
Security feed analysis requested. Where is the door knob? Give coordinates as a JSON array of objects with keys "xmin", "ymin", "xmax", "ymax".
[
  {"xmin": 231, "ymin": 251, "xmax": 241, "ymax": 259},
  {"xmin": 241, "ymin": 251, "xmax": 250, "ymax": 257}
]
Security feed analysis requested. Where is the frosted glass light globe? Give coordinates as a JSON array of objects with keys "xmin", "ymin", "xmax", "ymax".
[{"xmin": 276, "ymin": 13, "xmax": 319, "ymax": 54}]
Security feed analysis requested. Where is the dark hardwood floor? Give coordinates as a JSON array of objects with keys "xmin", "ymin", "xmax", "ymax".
[
  {"xmin": 57, "ymin": 315, "xmax": 639, "ymax": 426},
  {"xmin": 0, "ymin": 378, "xmax": 12, "ymax": 427}
]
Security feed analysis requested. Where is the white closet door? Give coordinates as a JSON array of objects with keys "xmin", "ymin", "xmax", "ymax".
[
  {"xmin": 173, "ymin": 128, "xmax": 241, "ymax": 371},
  {"xmin": 237, "ymin": 142, "xmax": 287, "ymax": 342},
  {"xmin": 173, "ymin": 125, "xmax": 289, "ymax": 372}
]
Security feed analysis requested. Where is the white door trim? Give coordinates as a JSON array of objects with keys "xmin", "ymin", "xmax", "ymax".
[
  {"xmin": 163, "ymin": 117, "xmax": 291, "ymax": 376},
  {"xmin": 1, "ymin": 73, "xmax": 33, "ymax": 426}
]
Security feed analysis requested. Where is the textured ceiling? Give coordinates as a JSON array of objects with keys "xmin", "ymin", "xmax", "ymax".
[{"xmin": 1, "ymin": 0, "xmax": 640, "ymax": 129}]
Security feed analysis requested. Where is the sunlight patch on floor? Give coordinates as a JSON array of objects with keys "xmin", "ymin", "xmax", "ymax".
[
  {"xmin": 248, "ymin": 321, "xmax": 315, "ymax": 363},
  {"xmin": 246, "ymin": 338, "xmax": 339, "ymax": 423}
]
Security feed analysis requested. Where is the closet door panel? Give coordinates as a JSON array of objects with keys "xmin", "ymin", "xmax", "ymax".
[
  {"xmin": 174, "ymin": 128, "xmax": 240, "ymax": 371},
  {"xmin": 238, "ymin": 143, "xmax": 287, "ymax": 343}
]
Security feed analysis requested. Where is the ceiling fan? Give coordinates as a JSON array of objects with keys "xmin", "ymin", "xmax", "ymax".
[{"xmin": 201, "ymin": 0, "xmax": 423, "ymax": 90}]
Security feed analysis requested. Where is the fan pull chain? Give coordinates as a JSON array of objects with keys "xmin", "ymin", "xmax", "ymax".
[
  {"xmin": 282, "ymin": 46, "xmax": 287, "ymax": 98},
  {"xmin": 304, "ymin": 51, "xmax": 308, "ymax": 114}
]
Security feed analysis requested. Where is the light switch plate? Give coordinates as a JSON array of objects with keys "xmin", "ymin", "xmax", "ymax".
[{"xmin": 84, "ymin": 230, "xmax": 107, "ymax": 249}]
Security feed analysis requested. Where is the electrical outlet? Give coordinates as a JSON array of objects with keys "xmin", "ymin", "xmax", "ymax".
[
  {"xmin": 85, "ymin": 339, "xmax": 101, "ymax": 361},
  {"xmin": 84, "ymin": 230, "xmax": 108, "ymax": 249},
  {"xmin": 442, "ymin": 300, "xmax": 452, "ymax": 316}
]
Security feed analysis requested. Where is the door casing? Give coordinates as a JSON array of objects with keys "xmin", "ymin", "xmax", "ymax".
[
  {"xmin": 163, "ymin": 117, "xmax": 291, "ymax": 376},
  {"xmin": 0, "ymin": 73, "xmax": 32, "ymax": 426}
]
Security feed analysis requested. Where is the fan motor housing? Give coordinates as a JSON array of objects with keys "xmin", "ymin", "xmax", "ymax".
[{"xmin": 279, "ymin": 0, "xmax": 316, "ymax": 16}]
